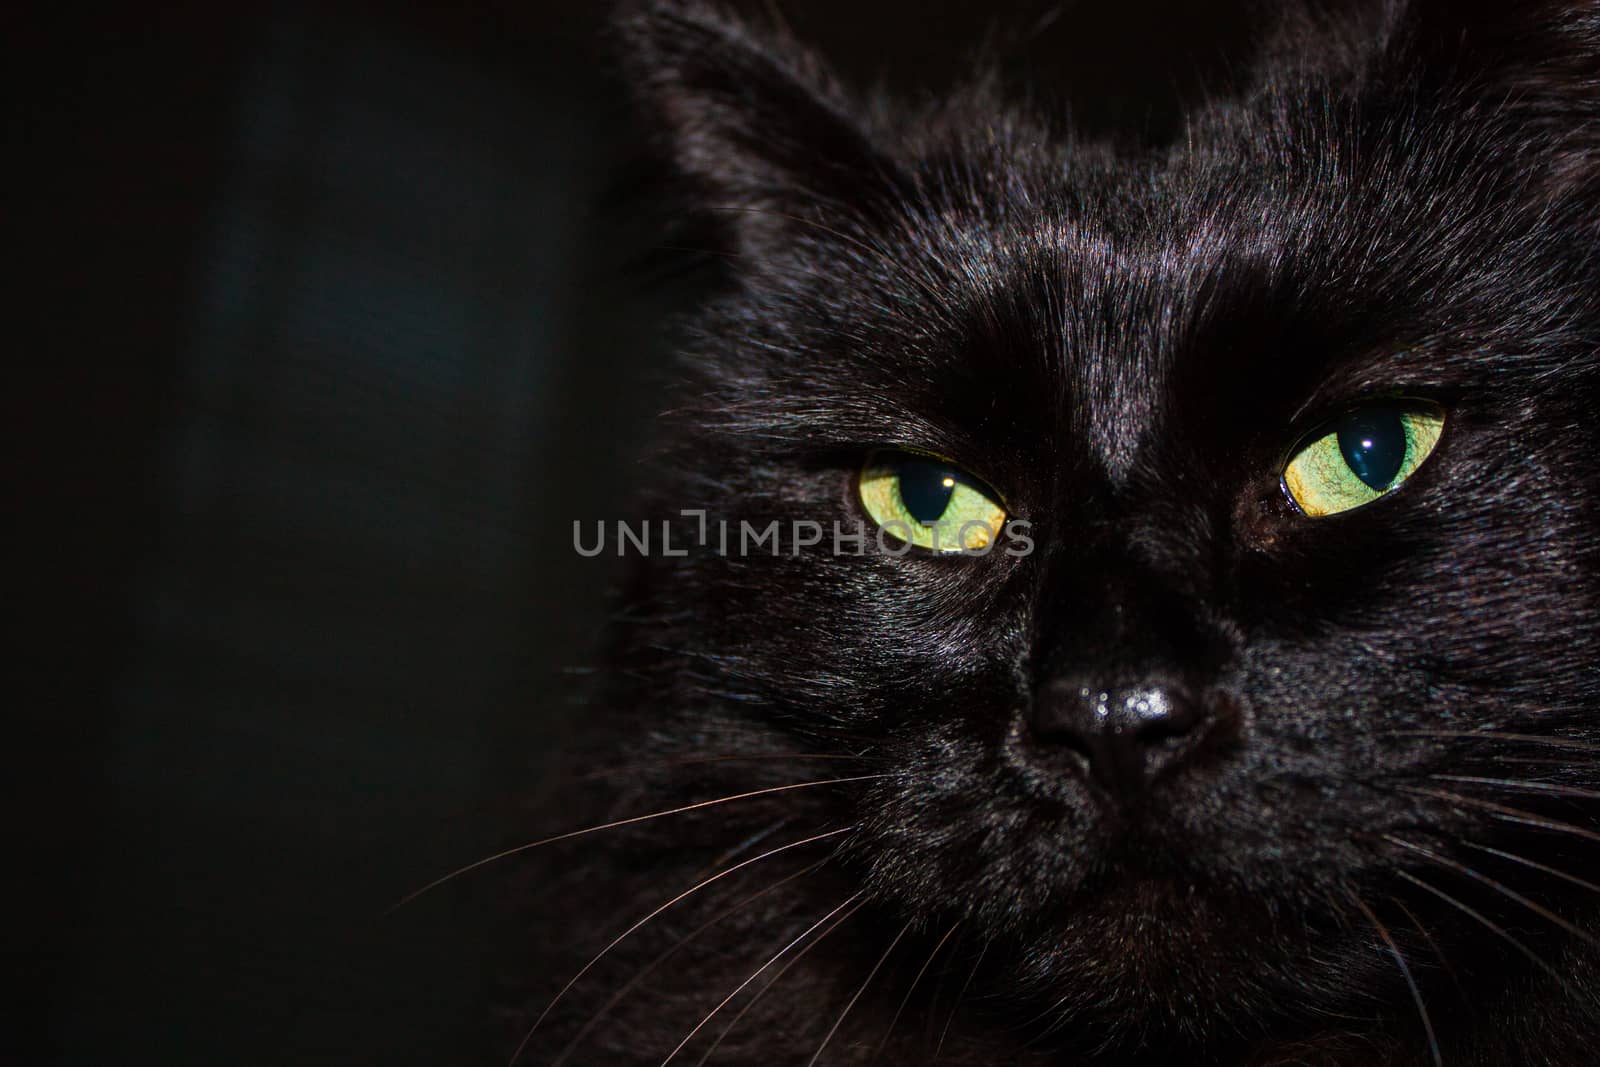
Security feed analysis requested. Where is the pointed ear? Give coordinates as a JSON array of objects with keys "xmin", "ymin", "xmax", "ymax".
[
  {"xmin": 1383, "ymin": 1, "xmax": 1600, "ymax": 185},
  {"xmin": 614, "ymin": 0, "xmax": 905, "ymax": 254}
]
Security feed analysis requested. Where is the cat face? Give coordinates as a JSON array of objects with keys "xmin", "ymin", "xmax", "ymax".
[{"xmin": 604, "ymin": 0, "xmax": 1600, "ymax": 1052}]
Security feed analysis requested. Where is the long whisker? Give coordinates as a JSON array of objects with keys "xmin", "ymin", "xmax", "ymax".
[
  {"xmin": 669, "ymin": 893, "xmax": 866, "ymax": 1066},
  {"xmin": 694, "ymin": 900, "xmax": 866, "ymax": 1067},
  {"xmin": 807, "ymin": 921, "xmax": 911, "ymax": 1066},
  {"xmin": 921, "ymin": 927, "xmax": 964, "ymax": 1049},
  {"xmin": 391, "ymin": 775, "xmax": 885, "ymax": 911},
  {"xmin": 875, "ymin": 921, "xmax": 960, "ymax": 1059},
  {"xmin": 1381, "ymin": 731, "xmax": 1600, "ymax": 754},
  {"xmin": 1462, "ymin": 842, "xmax": 1600, "ymax": 897},
  {"xmin": 1391, "ymin": 894, "xmax": 1467, "ymax": 1004},
  {"xmin": 934, "ymin": 938, "xmax": 988, "ymax": 1061},
  {"xmin": 575, "ymin": 752, "xmax": 872, "ymax": 784},
  {"xmin": 1486, "ymin": 757, "xmax": 1596, "ymax": 771},
  {"xmin": 1348, "ymin": 892, "xmax": 1441, "ymax": 1066},
  {"xmin": 551, "ymin": 858, "xmax": 829, "ymax": 1067},
  {"xmin": 511, "ymin": 828, "xmax": 853, "ymax": 1066},
  {"xmin": 691, "ymin": 820, "xmax": 791, "ymax": 882},
  {"xmin": 1384, "ymin": 835, "xmax": 1600, "ymax": 950},
  {"xmin": 1393, "ymin": 869, "xmax": 1585, "ymax": 1000},
  {"xmin": 1014, "ymin": 987, "xmax": 1074, "ymax": 1044},
  {"xmin": 1391, "ymin": 785, "xmax": 1600, "ymax": 846},
  {"xmin": 1428, "ymin": 775, "xmax": 1600, "ymax": 802}
]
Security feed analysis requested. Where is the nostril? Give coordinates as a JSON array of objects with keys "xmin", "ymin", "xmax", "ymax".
[
  {"xmin": 1027, "ymin": 681, "xmax": 1211, "ymax": 797},
  {"xmin": 1035, "ymin": 687, "xmax": 1110, "ymax": 763},
  {"xmin": 1128, "ymin": 689, "xmax": 1202, "ymax": 746},
  {"xmin": 1133, "ymin": 717, "xmax": 1190, "ymax": 752}
]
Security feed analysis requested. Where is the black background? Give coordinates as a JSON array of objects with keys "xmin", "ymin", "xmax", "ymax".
[{"xmin": 18, "ymin": 2, "xmax": 1258, "ymax": 1062}]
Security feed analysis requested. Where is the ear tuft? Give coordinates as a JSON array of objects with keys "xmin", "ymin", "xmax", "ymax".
[
  {"xmin": 1381, "ymin": 0, "xmax": 1600, "ymax": 189},
  {"xmin": 613, "ymin": 0, "xmax": 900, "ymax": 253}
]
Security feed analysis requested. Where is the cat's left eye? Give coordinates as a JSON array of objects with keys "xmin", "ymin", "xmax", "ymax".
[
  {"xmin": 1282, "ymin": 403, "xmax": 1445, "ymax": 517},
  {"xmin": 858, "ymin": 452, "xmax": 1007, "ymax": 552}
]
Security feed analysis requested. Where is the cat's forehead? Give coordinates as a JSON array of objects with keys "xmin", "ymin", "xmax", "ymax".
[
  {"xmin": 839, "ymin": 145, "xmax": 1484, "ymax": 509},
  {"xmin": 905, "ymin": 153, "xmax": 1305, "ymax": 481},
  {"xmin": 895, "ymin": 115, "xmax": 1512, "ymax": 474}
]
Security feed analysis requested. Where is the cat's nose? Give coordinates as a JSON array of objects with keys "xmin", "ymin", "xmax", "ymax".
[{"xmin": 1027, "ymin": 681, "xmax": 1209, "ymax": 798}]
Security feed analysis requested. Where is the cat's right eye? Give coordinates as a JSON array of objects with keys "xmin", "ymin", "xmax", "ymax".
[{"xmin": 858, "ymin": 452, "xmax": 1007, "ymax": 552}]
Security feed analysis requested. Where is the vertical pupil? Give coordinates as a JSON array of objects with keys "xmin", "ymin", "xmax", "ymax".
[
  {"xmin": 1336, "ymin": 410, "xmax": 1407, "ymax": 490},
  {"xmin": 896, "ymin": 459, "xmax": 958, "ymax": 523}
]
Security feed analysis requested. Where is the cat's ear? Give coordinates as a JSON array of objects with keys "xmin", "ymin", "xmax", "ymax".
[
  {"xmin": 614, "ymin": 0, "xmax": 904, "ymax": 254},
  {"xmin": 1384, "ymin": 1, "xmax": 1600, "ymax": 188}
]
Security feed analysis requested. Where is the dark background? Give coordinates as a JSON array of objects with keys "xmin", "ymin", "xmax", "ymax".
[{"xmin": 19, "ymin": 2, "xmax": 1258, "ymax": 1062}]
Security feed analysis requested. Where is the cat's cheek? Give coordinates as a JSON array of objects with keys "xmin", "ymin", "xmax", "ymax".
[{"xmin": 845, "ymin": 726, "xmax": 1104, "ymax": 914}]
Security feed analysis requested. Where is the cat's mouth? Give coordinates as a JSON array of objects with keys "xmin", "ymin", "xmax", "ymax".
[
  {"xmin": 850, "ymin": 684, "xmax": 1424, "ymax": 1035},
  {"xmin": 859, "ymin": 716, "xmax": 1362, "ymax": 950}
]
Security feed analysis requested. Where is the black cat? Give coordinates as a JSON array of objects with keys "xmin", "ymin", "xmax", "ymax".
[{"xmin": 512, "ymin": 2, "xmax": 1600, "ymax": 1063}]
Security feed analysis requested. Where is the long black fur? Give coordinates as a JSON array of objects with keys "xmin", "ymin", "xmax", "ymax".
[{"xmin": 512, "ymin": 2, "xmax": 1600, "ymax": 1062}]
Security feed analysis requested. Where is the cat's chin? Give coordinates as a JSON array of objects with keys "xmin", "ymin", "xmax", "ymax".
[
  {"xmin": 1012, "ymin": 878, "xmax": 1362, "ymax": 1043},
  {"xmin": 857, "ymin": 803, "xmax": 1368, "ymax": 1041}
]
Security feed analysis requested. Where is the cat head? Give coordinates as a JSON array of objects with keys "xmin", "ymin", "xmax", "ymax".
[{"xmin": 611, "ymin": 0, "xmax": 1600, "ymax": 1046}]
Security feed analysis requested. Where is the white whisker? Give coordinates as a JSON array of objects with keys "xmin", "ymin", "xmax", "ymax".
[
  {"xmin": 390, "ymin": 775, "xmax": 884, "ymax": 912},
  {"xmin": 669, "ymin": 893, "xmax": 866, "ymax": 1066},
  {"xmin": 1349, "ymin": 892, "xmax": 1440, "ymax": 1066},
  {"xmin": 551, "ymin": 857, "xmax": 829, "ymax": 1066},
  {"xmin": 807, "ymin": 920, "xmax": 910, "ymax": 1066},
  {"xmin": 874, "ymin": 920, "xmax": 960, "ymax": 1059},
  {"xmin": 934, "ymin": 938, "xmax": 988, "ymax": 1061},
  {"xmin": 510, "ymin": 827, "xmax": 852, "ymax": 1066}
]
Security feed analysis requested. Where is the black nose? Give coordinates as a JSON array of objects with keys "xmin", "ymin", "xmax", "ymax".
[{"xmin": 1028, "ymin": 681, "xmax": 1209, "ymax": 798}]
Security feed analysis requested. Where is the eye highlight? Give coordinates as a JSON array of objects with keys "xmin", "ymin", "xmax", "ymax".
[
  {"xmin": 1282, "ymin": 404, "xmax": 1445, "ymax": 518},
  {"xmin": 858, "ymin": 452, "xmax": 1007, "ymax": 551}
]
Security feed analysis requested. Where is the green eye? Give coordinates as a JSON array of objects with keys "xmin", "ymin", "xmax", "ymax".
[
  {"xmin": 858, "ymin": 452, "xmax": 1007, "ymax": 551},
  {"xmin": 1282, "ymin": 404, "xmax": 1445, "ymax": 517}
]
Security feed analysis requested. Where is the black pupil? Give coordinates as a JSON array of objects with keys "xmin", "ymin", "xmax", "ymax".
[
  {"xmin": 896, "ymin": 459, "xmax": 958, "ymax": 524},
  {"xmin": 1336, "ymin": 409, "xmax": 1407, "ymax": 491}
]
